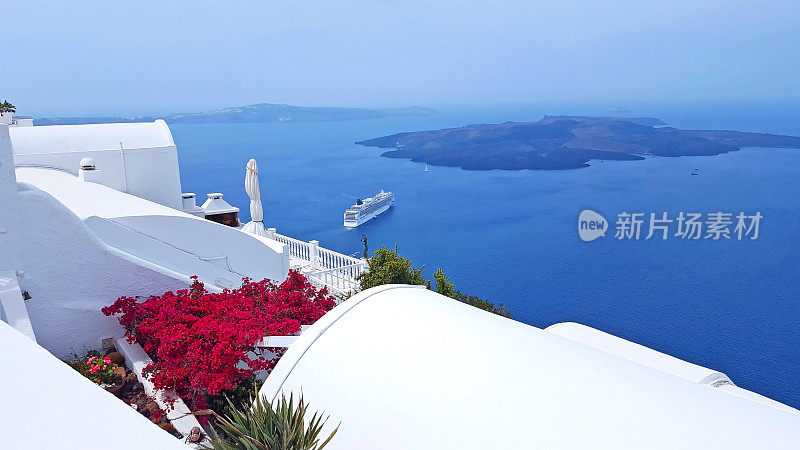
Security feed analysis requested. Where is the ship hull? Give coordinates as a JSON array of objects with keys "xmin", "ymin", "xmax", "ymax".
[{"xmin": 343, "ymin": 199, "xmax": 393, "ymax": 227}]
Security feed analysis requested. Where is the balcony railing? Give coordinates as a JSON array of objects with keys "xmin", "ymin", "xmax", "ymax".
[
  {"xmin": 306, "ymin": 262, "xmax": 367, "ymax": 297},
  {"xmin": 265, "ymin": 228, "xmax": 367, "ymax": 298}
]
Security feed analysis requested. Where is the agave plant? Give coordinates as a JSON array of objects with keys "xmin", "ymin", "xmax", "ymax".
[{"xmin": 203, "ymin": 392, "xmax": 338, "ymax": 450}]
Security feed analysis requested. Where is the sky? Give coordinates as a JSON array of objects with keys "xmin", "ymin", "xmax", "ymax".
[{"xmin": 3, "ymin": 1, "xmax": 799, "ymax": 116}]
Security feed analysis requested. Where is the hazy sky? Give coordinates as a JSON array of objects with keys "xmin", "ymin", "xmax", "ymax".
[{"xmin": 4, "ymin": 1, "xmax": 799, "ymax": 116}]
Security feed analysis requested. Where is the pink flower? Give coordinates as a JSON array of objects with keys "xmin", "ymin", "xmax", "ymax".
[
  {"xmin": 103, "ymin": 356, "xmax": 112, "ymax": 365},
  {"xmin": 101, "ymin": 271, "xmax": 336, "ymax": 408},
  {"xmin": 90, "ymin": 365, "xmax": 99, "ymax": 374}
]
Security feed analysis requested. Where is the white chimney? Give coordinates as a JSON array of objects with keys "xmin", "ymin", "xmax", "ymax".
[
  {"xmin": 200, "ymin": 193, "xmax": 240, "ymax": 227},
  {"xmin": 182, "ymin": 192, "xmax": 197, "ymax": 210},
  {"xmin": 181, "ymin": 193, "xmax": 205, "ymax": 217},
  {"xmin": 78, "ymin": 157, "xmax": 103, "ymax": 183}
]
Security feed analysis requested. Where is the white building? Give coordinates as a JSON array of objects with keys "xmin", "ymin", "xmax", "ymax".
[
  {"xmin": 10, "ymin": 119, "xmax": 183, "ymax": 208},
  {"xmin": 1, "ymin": 119, "xmax": 291, "ymax": 358},
  {"xmin": 0, "ymin": 111, "xmax": 34, "ymax": 127},
  {"xmin": 0, "ymin": 117, "xmax": 798, "ymax": 448}
]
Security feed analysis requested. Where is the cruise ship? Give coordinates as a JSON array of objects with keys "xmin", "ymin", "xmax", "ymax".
[{"xmin": 343, "ymin": 190, "xmax": 394, "ymax": 227}]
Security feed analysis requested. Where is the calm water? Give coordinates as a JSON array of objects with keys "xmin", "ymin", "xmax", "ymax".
[{"xmin": 172, "ymin": 103, "xmax": 800, "ymax": 407}]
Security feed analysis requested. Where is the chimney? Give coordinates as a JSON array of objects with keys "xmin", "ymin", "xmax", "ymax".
[
  {"xmin": 182, "ymin": 193, "xmax": 205, "ymax": 217},
  {"xmin": 78, "ymin": 157, "xmax": 103, "ymax": 183},
  {"xmin": 182, "ymin": 193, "xmax": 197, "ymax": 210},
  {"xmin": 200, "ymin": 193, "xmax": 240, "ymax": 227}
]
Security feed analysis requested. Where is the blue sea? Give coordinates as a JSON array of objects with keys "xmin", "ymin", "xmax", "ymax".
[{"xmin": 171, "ymin": 102, "xmax": 800, "ymax": 408}]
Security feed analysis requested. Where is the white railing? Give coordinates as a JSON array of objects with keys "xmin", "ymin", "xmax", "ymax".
[
  {"xmin": 269, "ymin": 230, "xmax": 312, "ymax": 264},
  {"xmin": 317, "ymin": 245, "xmax": 364, "ymax": 270},
  {"xmin": 265, "ymin": 228, "xmax": 367, "ymax": 297},
  {"xmin": 306, "ymin": 262, "xmax": 368, "ymax": 298}
]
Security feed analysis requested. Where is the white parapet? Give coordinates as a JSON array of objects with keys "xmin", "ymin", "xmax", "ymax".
[
  {"xmin": 545, "ymin": 322, "xmax": 799, "ymax": 415},
  {"xmin": 115, "ymin": 337, "xmax": 204, "ymax": 438},
  {"xmin": 0, "ymin": 321, "xmax": 185, "ymax": 449},
  {"xmin": 0, "ymin": 270, "xmax": 37, "ymax": 341}
]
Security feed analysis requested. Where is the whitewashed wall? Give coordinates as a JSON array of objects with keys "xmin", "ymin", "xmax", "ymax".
[
  {"xmin": 0, "ymin": 125, "xmax": 188, "ymax": 357},
  {"xmin": 9, "ymin": 120, "xmax": 183, "ymax": 209}
]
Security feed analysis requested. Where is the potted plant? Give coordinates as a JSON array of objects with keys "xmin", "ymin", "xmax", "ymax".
[{"xmin": 0, "ymin": 100, "xmax": 15, "ymax": 116}]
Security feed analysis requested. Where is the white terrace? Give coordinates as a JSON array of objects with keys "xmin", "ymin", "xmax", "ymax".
[{"xmin": 269, "ymin": 228, "xmax": 366, "ymax": 296}]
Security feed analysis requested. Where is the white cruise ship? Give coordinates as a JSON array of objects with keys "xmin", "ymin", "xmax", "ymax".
[{"xmin": 343, "ymin": 189, "xmax": 394, "ymax": 227}]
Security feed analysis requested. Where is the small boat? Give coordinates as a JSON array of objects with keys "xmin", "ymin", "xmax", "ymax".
[
  {"xmin": 425, "ymin": 165, "xmax": 430, "ymax": 172},
  {"xmin": 691, "ymin": 168, "xmax": 698, "ymax": 176}
]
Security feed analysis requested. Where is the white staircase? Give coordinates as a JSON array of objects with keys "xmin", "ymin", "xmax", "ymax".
[{"xmin": 0, "ymin": 270, "xmax": 37, "ymax": 341}]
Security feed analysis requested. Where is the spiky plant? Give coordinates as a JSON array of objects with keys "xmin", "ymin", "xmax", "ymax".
[{"xmin": 203, "ymin": 392, "xmax": 338, "ymax": 450}]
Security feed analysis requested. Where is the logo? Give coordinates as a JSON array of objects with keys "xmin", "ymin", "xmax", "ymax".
[
  {"xmin": 577, "ymin": 209, "xmax": 761, "ymax": 242},
  {"xmin": 578, "ymin": 209, "xmax": 608, "ymax": 242}
]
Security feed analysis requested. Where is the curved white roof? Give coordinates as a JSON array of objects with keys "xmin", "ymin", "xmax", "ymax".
[
  {"xmin": 260, "ymin": 285, "xmax": 800, "ymax": 449},
  {"xmin": 16, "ymin": 167, "xmax": 188, "ymax": 219},
  {"xmin": 0, "ymin": 320, "xmax": 185, "ymax": 449},
  {"xmin": 16, "ymin": 167, "xmax": 288, "ymax": 288},
  {"xmin": 9, "ymin": 120, "xmax": 174, "ymax": 154}
]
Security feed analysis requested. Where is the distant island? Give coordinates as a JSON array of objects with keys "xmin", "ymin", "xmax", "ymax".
[
  {"xmin": 34, "ymin": 103, "xmax": 436, "ymax": 125},
  {"xmin": 356, "ymin": 116, "xmax": 800, "ymax": 170}
]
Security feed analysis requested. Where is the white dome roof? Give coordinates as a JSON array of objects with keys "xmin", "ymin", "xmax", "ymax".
[{"xmin": 260, "ymin": 285, "xmax": 800, "ymax": 449}]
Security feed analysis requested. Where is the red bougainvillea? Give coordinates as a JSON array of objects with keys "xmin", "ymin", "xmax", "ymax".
[{"xmin": 102, "ymin": 271, "xmax": 336, "ymax": 409}]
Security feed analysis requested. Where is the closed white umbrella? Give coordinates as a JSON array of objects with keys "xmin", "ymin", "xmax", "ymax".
[{"xmin": 242, "ymin": 158, "xmax": 269, "ymax": 237}]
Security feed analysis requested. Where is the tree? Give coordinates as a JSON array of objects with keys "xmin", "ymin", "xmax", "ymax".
[
  {"xmin": 432, "ymin": 268, "xmax": 456, "ymax": 297},
  {"xmin": 357, "ymin": 248, "xmax": 511, "ymax": 318},
  {"xmin": 433, "ymin": 268, "xmax": 510, "ymax": 317},
  {"xmin": 356, "ymin": 245, "xmax": 428, "ymax": 290},
  {"xmin": 451, "ymin": 291, "xmax": 510, "ymax": 318},
  {"xmin": 0, "ymin": 100, "xmax": 16, "ymax": 114}
]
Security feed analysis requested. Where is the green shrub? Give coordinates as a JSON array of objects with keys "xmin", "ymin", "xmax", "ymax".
[
  {"xmin": 433, "ymin": 268, "xmax": 510, "ymax": 317},
  {"xmin": 356, "ymin": 249, "xmax": 512, "ymax": 317},
  {"xmin": 106, "ymin": 351, "xmax": 125, "ymax": 366},
  {"xmin": 451, "ymin": 291, "xmax": 511, "ymax": 317},
  {"xmin": 356, "ymin": 245, "xmax": 428, "ymax": 290},
  {"xmin": 432, "ymin": 269, "xmax": 456, "ymax": 298},
  {"xmin": 63, "ymin": 350, "xmax": 102, "ymax": 378},
  {"xmin": 205, "ymin": 392, "xmax": 338, "ymax": 450}
]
